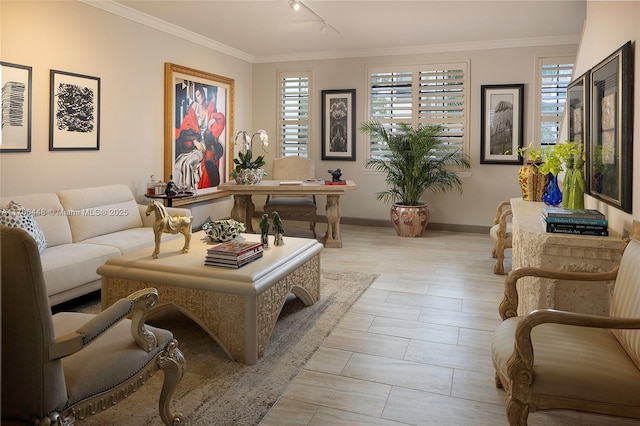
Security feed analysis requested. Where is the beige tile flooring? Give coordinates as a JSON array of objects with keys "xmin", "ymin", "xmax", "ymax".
[{"xmin": 259, "ymin": 221, "xmax": 640, "ymax": 426}]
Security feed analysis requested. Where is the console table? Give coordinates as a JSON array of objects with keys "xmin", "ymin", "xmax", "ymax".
[
  {"xmin": 218, "ymin": 180, "xmax": 357, "ymax": 248},
  {"xmin": 510, "ymin": 198, "xmax": 625, "ymax": 316}
]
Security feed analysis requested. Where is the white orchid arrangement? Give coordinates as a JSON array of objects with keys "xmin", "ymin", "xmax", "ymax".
[{"xmin": 231, "ymin": 129, "xmax": 269, "ymax": 176}]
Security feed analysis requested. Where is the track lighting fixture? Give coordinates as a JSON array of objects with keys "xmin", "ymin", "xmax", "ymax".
[
  {"xmin": 287, "ymin": 0, "xmax": 340, "ymax": 34},
  {"xmin": 288, "ymin": 0, "xmax": 300, "ymax": 11}
]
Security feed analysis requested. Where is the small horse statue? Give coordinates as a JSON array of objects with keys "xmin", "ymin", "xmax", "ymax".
[{"xmin": 145, "ymin": 200, "xmax": 193, "ymax": 259}]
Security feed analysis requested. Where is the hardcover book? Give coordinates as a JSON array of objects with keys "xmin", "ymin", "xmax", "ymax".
[
  {"xmin": 546, "ymin": 221, "xmax": 608, "ymax": 236},
  {"xmin": 542, "ymin": 207, "xmax": 605, "ymax": 219},
  {"xmin": 207, "ymin": 240, "xmax": 263, "ymax": 258},
  {"xmin": 204, "ymin": 251, "xmax": 263, "ymax": 268}
]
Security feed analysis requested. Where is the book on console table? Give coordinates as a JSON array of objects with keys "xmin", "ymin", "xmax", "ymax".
[
  {"xmin": 205, "ymin": 251, "xmax": 263, "ymax": 268},
  {"xmin": 542, "ymin": 206, "xmax": 605, "ymax": 220},
  {"xmin": 545, "ymin": 221, "xmax": 609, "ymax": 236},
  {"xmin": 325, "ymin": 180, "xmax": 346, "ymax": 185}
]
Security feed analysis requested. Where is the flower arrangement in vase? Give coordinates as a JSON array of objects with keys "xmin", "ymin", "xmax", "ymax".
[
  {"xmin": 231, "ymin": 129, "xmax": 268, "ymax": 184},
  {"xmin": 517, "ymin": 141, "xmax": 579, "ymax": 206}
]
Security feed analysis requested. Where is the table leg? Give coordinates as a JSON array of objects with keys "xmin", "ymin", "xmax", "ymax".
[
  {"xmin": 231, "ymin": 194, "xmax": 255, "ymax": 233},
  {"xmin": 323, "ymin": 194, "xmax": 343, "ymax": 248}
]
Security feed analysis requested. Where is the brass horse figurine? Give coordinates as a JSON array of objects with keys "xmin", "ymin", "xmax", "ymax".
[{"xmin": 145, "ymin": 200, "xmax": 193, "ymax": 259}]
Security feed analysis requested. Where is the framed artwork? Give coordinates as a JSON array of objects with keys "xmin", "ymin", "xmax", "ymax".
[
  {"xmin": 321, "ymin": 89, "xmax": 356, "ymax": 161},
  {"xmin": 1, "ymin": 62, "xmax": 32, "ymax": 153},
  {"xmin": 588, "ymin": 41, "xmax": 633, "ymax": 213},
  {"xmin": 49, "ymin": 70, "xmax": 100, "ymax": 151},
  {"xmin": 480, "ymin": 84, "xmax": 524, "ymax": 165},
  {"xmin": 567, "ymin": 71, "xmax": 590, "ymax": 147},
  {"xmin": 165, "ymin": 63, "xmax": 234, "ymax": 193}
]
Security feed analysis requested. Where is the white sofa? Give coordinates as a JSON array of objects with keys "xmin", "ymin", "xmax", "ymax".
[{"xmin": 1, "ymin": 184, "xmax": 191, "ymax": 306}]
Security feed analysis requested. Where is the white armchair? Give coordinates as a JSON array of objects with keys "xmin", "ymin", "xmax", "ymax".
[{"xmin": 1, "ymin": 226, "xmax": 186, "ymax": 426}]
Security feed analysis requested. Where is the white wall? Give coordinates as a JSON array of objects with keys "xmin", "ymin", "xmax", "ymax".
[
  {"xmin": 577, "ymin": 1, "xmax": 640, "ymax": 235},
  {"xmin": 5, "ymin": 1, "xmax": 636, "ymax": 234},
  {"xmin": 0, "ymin": 1, "xmax": 254, "ymax": 226},
  {"xmin": 253, "ymin": 44, "xmax": 578, "ymax": 228}
]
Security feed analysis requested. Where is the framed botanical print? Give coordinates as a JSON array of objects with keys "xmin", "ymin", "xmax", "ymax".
[
  {"xmin": 164, "ymin": 63, "xmax": 234, "ymax": 194},
  {"xmin": 321, "ymin": 89, "xmax": 356, "ymax": 161},
  {"xmin": 588, "ymin": 41, "xmax": 633, "ymax": 213},
  {"xmin": 480, "ymin": 84, "xmax": 524, "ymax": 164},
  {"xmin": 1, "ymin": 62, "xmax": 32, "ymax": 153},
  {"xmin": 49, "ymin": 70, "xmax": 100, "ymax": 151}
]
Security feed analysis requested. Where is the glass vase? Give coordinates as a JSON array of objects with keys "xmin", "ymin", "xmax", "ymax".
[{"xmin": 543, "ymin": 174, "xmax": 562, "ymax": 206}]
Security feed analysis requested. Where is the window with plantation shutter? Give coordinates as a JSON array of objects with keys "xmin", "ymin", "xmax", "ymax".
[
  {"xmin": 367, "ymin": 62, "xmax": 468, "ymax": 159},
  {"xmin": 278, "ymin": 71, "xmax": 310, "ymax": 157},
  {"xmin": 537, "ymin": 57, "xmax": 574, "ymax": 146}
]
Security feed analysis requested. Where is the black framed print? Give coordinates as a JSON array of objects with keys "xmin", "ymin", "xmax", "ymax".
[
  {"xmin": 50, "ymin": 70, "xmax": 100, "ymax": 151},
  {"xmin": 567, "ymin": 71, "xmax": 590, "ymax": 147},
  {"xmin": 588, "ymin": 41, "xmax": 633, "ymax": 213},
  {"xmin": 1, "ymin": 62, "xmax": 32, "ymax": 153},
  {"xmin": 321, "ymin": 89, "xmax": 356, "ymax": 161},
  {"xmin": 480, "ymin": 84, "xmax": 524, "ymax": 165}
]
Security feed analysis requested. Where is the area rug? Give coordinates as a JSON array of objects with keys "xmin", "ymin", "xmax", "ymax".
[{"xmin": 67, "ymin": 270, "xmax": 377, "ymax": 426}]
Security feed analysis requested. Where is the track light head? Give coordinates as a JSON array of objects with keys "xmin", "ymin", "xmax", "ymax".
[{"xmin": 288, "ymin": 0, "xmax": 300, "ymax": 11}]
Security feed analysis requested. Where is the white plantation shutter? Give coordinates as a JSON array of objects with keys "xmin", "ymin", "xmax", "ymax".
[
  {"xmin": 538, "ymin": 57, "xmax": 574, "ymax": 146},
  {"xmin": 367, "ymin": 62, "xmax": 468, "ymax": 158},
  {"xmin": 279, "ymin": 71, "xmax": 310, "ymax": 157},
  {"xmin": 418, "ymin": 64, "xmax": 467, "ymax": 157}
]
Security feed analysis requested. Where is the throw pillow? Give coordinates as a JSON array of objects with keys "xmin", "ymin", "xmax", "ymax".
[{"xmin": 0, "ymin": 201, "xmax": 47, "ymax": 252}]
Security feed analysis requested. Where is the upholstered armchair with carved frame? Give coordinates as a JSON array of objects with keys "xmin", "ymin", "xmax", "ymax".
[
  {"xmin": 491, "ymin": 221, "xmax": 640, "ymax": 425},
  {"xmin": 1, "ymin": 226, "xmax": 185, "ymax": 426},
  {"xmin": 489, "ymin": 200, "xmax": 512, "ymax": 275}
]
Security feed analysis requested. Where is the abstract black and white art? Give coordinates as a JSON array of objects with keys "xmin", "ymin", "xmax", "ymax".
[
  {"xmin": 50, "ymin": 70, "xmax": 100, "ymax": 150},
  {"xmin": 1, "ymin": 62, "xmax": 32, "ymax": 153}
]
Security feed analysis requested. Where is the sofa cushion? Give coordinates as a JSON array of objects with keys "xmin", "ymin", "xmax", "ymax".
[
  {"xmin": 1, "ymin": 201, "xmax": 48, "ymax": 252},
  {"xmin": 40, "ymin": 243, "xmax": 120, "ymax": 298},
  {"xmin": 82, "ymin": 228, "xmax": 182, "ymax": 255},
  {"xmin": 57, "ymin": 185, "xmax": 143, "ymax": 243},
  {"xmin": 0, "ymin": 193, "xmax": 72, "ymax": 247}
]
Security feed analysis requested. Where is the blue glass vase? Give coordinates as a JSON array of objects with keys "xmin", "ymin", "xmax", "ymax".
[{"xmin": 543, "ymin": 174, "xmax": 562, "ymax": 206}]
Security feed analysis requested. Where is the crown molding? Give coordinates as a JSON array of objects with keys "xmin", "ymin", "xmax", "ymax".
[
  {"xmin": 253, "ymin": 34, "xmax": 581, "ymax": 64},
  {"xmin": 81, "ymin": 1, "xmax": 579, "ymax": 65},
  {"xmin": 81, "ymin": 0, "xmax": 256, "ymax": 63}
]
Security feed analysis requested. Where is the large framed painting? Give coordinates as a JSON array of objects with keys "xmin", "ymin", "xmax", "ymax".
[
  {"xmin": 321, "ymin": 89, "xmax": 356, "ymax": 161},
  {"xmin": 1, "ymin": 62, "xmax": 32, "ymax": 153},
  {"xmin": 164, "ymin": 63, "xmax": 234, "ymax": 194},
  {"xmin": 588, "ymin": 41, "xmax": 633, "ymax": 213},
  {"xmin": 49, "ymin": 70, "xmax": 100, "ymax": 151},
  {"xmin": 480, "ymin": 84, "xmax": 524, "ymax": 165},
  {"xmin": 567, "ymin": 71, "xmax": 590, "ymax": 148}
]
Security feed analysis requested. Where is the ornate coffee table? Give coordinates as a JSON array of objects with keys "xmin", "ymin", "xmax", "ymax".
[{"xmin": 98, "ymin": 231, "xmax": 322, "ymax": 364}]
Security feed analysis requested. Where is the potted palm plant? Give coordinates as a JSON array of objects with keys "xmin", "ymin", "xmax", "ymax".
[{"xmin": 360, "ymin": 120, "xmax": 471, "ymax": 237}]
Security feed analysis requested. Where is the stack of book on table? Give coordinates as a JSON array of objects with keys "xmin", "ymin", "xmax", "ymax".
[
  {"xmin": 205, "ymin": 240, "xmax": 263, "ymax": 268},
  {"xmin": 542, "ymin": 207, "xmax": 608, "ymax": 236}
]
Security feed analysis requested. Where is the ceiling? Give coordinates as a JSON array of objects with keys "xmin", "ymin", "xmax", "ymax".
[{"xmin": 96, "ymin": 0, "xmax": 586, "ymax": 63}]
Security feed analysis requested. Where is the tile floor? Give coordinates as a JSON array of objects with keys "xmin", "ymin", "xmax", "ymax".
[{"xmin": 259, "ymin": 222, "xmax": 640, "ymax": 426}]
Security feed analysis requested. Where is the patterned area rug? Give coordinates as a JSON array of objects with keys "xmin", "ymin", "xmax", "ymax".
[{"xmin": 67, "ymin": 270, "xmax": 377, "ymax": 426}]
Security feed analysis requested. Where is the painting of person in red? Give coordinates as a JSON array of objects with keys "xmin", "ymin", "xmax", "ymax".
[{"xmin": 174, "ymin": 85, "xmax": 225, "ymax": 190}]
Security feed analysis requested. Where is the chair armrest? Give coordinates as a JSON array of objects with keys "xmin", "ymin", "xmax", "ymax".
[
  {"xmin": 496, "ymin": 209, "xmax": 512, "ymax": 236},
  {"xmin": 493, "ymin": 201, "xmax": 511, "ymax": 224},
  {"xmin": 499, "ymin": 267, "xmax": 619, "ymax": 320},
  {"xmin": 511, "ymin": 309, "xmax": 640, "ymax": 372},
  {"xmin": 49, "ymin": 288, "xmax": 159, "ymax": 360}
]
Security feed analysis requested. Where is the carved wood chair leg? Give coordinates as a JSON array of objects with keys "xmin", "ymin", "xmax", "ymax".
[
  {"xmin": 494, "ymin": 242, "xmax": 505, "ymax": 275},
  {"xmin": 506, "ymin": 397, "xmax": 529, "ymax": 426},
  {"xmin": 158, "ymin": 340, "xmax": 186, "ymax": 426}
]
